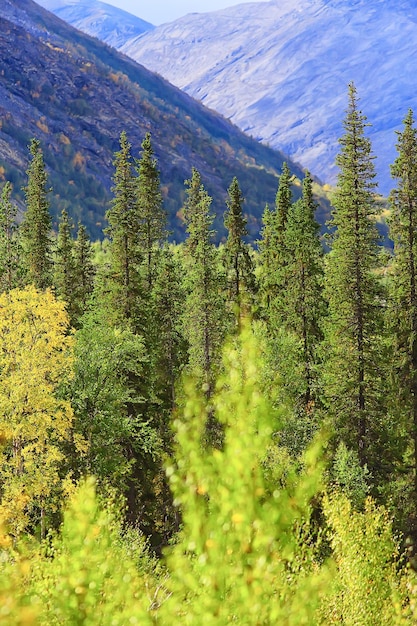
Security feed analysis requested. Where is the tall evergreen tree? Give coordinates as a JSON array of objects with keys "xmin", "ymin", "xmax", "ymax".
[
  {"xmin": 258, "ymin": 162, "xmax": 293, "ymax": 320},
  {"xmin": 72, "ymin": 223, "xmax": 95, "ymax": 322},
  {"xmin": 275, "ymin": 161, "xmax": 293, "ymax": 240},
  {"xmin": 149, "ymin": 246, "xmax": 187, "ymax": 411},
  {"xmin": 0, "ymin": 181, "xmax": 21, "ymax": 291},
  {"xmin": 182, "ymin": 168, "xmax": 226, "ymax": 406},
  {"xmin": 281, "ymin": 171, "xmax": 325, "ymax": 410},
  {"xmin": 54, "ymin": 209, "xmax": 76, "ymax": 318},
  {"xmin": 323, "ymin": 83, "xmax": 387, "ymax": 477},
  {"xmin": 105, "ymin": 131, "xmax": 142, "ymax": 328},
  {"xmin": 21, "ymin": 138, "xmax": 52, "ymax": 290},
  {"xmin": 135, "ymin": 132, "xmax": 167, "ymax": 291},
  {"xmin": 388, "ymin": 108, "xmax": 417, "ymax": 503},
  {"xmin": 223, "ymin": 177, "xmax": 256, "ymax": 327}
]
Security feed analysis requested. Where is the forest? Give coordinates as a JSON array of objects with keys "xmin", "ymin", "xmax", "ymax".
[{"xmin": 2, "ymin": 83, "xmax": 417, "ymax": 623}]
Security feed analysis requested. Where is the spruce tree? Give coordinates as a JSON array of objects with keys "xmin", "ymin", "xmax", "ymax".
[
  {"xmin": 54, "ymin": 209, "xmax": 76, "ymax": 318},
  {"xmin": 323, "ymin": 83, "xmax": 387, "ymax": 478},
  {"xmin": 223, "ymin": 177, "xmax": 256, "ymax": 327},
  {"xmin": 21, "ymin": 138, "xmax": 52, "ymax": 289},
  {"xmin": 135, "ymin": 132, "xmax": 167, "ymax": 291},
  {"xmin": 149, "ymin": 246, "xmax": 187, "ymax": 411},
  {"xmin": 282, "ymin": 171, "xmax": 325, "ymax": 410},
  {"xmin": 389, "ymin": 108, "xmax": 417, "ymax": 502},
  {"xmin": 275, "ymin": 161, "xmax": 293, "ymax": 239},
  {"xmin": 105, "ymin": 131, "xmax": 141, "ymax": 328},
  {"xmin": 182, "ymin": 168, "xmax": 226, "ymax": 406},
  {"xmin": 0, "ymin": 181, "xmax": 21, "ymax": 291},
  {"xmin": 73, "ymin": 223, "xmax": 95, "ymax": 322},
  {"xmin": 258, "ymin": 162, "xmax": 293, "ymax": 321}
]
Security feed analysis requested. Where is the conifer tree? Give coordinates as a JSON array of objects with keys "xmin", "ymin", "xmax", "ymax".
[
  {"xmin": 223, "ymin": 177, "xmax": 256, "ymax": 327},
  {"xmin": 105, "ymin": 131, "xmax": 141, "ymax": 328},
  {"xmin": 54, "ymin": 209, "xmax": 76, "ymax": 318},
  {"xmin": 275, "ymin": 161, "xmax": 293, "ymax": 239},
  {"xmin": 21, "ymin": 138, "xmax": 52, "ymax": 290},
  {"xmin": 182, "ymin": 168, "xmax": 226, "ymax": 406},
  {"xmin": 149, "ymin": 246, "xmax": 187, "ymax": 411},
  {"xmin": 135, "ymin": 132, "xmax": 167, "ymax": 291},
  {"xmin": 281, "ymin": 171, "xmax": 325, "ymax": 410},
  {"xmin": 323, "ymin": 83, "xmax": 387, "ymax": 477},
  {"xmin": 258, "ymin": 162, "xmax": 293, "ymax": 320},
  {"xmin": 72, "ymin": 223, "xmax": 95, "ymax": 322},
  {"xmin": 0, "ymin": 181, "xmax": 21, "ymax": 291},
  {"xmin": 389, "ymin": 108, "xmax": 417, "ymax": 502}
]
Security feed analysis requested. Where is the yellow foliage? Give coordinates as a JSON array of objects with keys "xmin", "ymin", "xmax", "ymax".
[{"xmin": 0, "ymin": 286, "xmax": 81, "ymax": 537}]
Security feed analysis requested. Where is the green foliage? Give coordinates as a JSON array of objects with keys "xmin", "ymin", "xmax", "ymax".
[
  {"xmin": 29, "ymin": 478, "xmax": 158, "ymax": 625},
  {"xmin": 72, "ymin": 223, "xmax": 95, "ymax": 325},
  {"xmin": 331, "ymin": 442, "xmax": 371, "ymax": 509},
  {"xmin": 0, "ymin": 181, "xmax": 22, "ymax": 292},
  {"xmin": 53, "ymin": 209, "xmax": 76, "ymax": 320},
  {"xmin": 161, "ymin": 326, "xmax": 330, "ymax": 624},
  {"xmin": 388, "ymin": 108, "xmax": 417, "ymax": 511},
  {"xmin": 222, "ymin": 176, "xmax": 256, "ymax": 326},
  {"xmin": 182, "ymin": 168, "xmax": 227, "ymax": 403},
  {"xmin": 148, "ymin": 245, "xmax": 188, "ymax": 412},
  {"xmin": 278, "ymin": 171, "xmax": 325, "ymax": 411},
  {"xmin": 321, "ymin": 493, "xmax": 400, "ymax": 625},
  {"xmin": 105, "ymin": 131, "xmax": 142, "ymax": 328},
  {"xmin": 70, "ymin": 304, "xmax": 153, "ymax": 492},
  {"xmin": 1, "ymin": 328, "xmax": 417, "ymax": 625},
  {"xmin": 258, "ymin": 162, "xmax": 294, "ymax": 318},
  {"xmin": 21, "ymin": 139, "xmax": 53, "ymax": 290},
  {"xmin": 322, "ymin": 83, "xmax": 389, "ymax": 480},
  {"xmin": 135, "ymin": 132, "xmax": 167, "ymax": 290}
]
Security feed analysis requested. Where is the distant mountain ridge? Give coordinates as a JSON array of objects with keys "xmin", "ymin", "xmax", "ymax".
[
  {"xmin": 46, "ymin": 0, "xmax": 417, "ymax": 195},
  {"xmin": 0, "ymin": 0, "xmax": 317, "ymax": 241},
  {"xmin": 121, "ymin": 0, "xmax": 417, "ymax": 195},
  {"xmin": 37, "ymin": 0, "xmax": 154, "ymax": 48}
]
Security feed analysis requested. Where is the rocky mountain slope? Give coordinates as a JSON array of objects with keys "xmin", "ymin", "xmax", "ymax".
[
  {"xmin": 0, "ymin": 0, "xmax": 318, "ymax": 241},
  {"xmin": 37, "ymin": 0, "xmax": 153, "ymax": 48},
  {"xmin": 116, "ymin": 0, "xmax": 417, "ymax": 195}
]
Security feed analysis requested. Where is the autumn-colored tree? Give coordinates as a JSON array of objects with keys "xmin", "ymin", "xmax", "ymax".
[{"xmin": 0, "ymin": 286, "xmax": 82, "ymax": 539}]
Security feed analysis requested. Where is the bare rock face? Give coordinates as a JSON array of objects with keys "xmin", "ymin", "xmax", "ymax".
[{"xmin": 118, "ymin": 0, "xmax": 417, "ymax": 194}]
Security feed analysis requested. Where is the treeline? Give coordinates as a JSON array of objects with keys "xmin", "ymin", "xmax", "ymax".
[{"xmin": 2, "ymin": 83, "xmax": 417, "ymax": 622}]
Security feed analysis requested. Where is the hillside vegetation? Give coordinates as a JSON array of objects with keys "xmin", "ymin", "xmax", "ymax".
[
  {"xmin": 2, "ymin": 85, "xmax": 417, "ymax": 622},
  {"xmin": 0, "ymin": 0, "xmax": 318, "ymax": 241}
]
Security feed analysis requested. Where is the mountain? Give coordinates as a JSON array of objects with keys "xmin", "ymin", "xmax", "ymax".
[
  {"xmin": 37, "ymin": 0, "xmax": 153, "ymax": 48},
  {"xmin": 116, "ymin": 0, "xmax": 417, "ymax": 195},
  {"xmin": 0, "ymin": 0, "xmax": 319, "ymax": 242}
]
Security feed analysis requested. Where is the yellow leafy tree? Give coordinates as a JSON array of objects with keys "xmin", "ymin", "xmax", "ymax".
[{"xmin": 0, "ymin": 286, "xmax": 80, "ymax": 539}]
